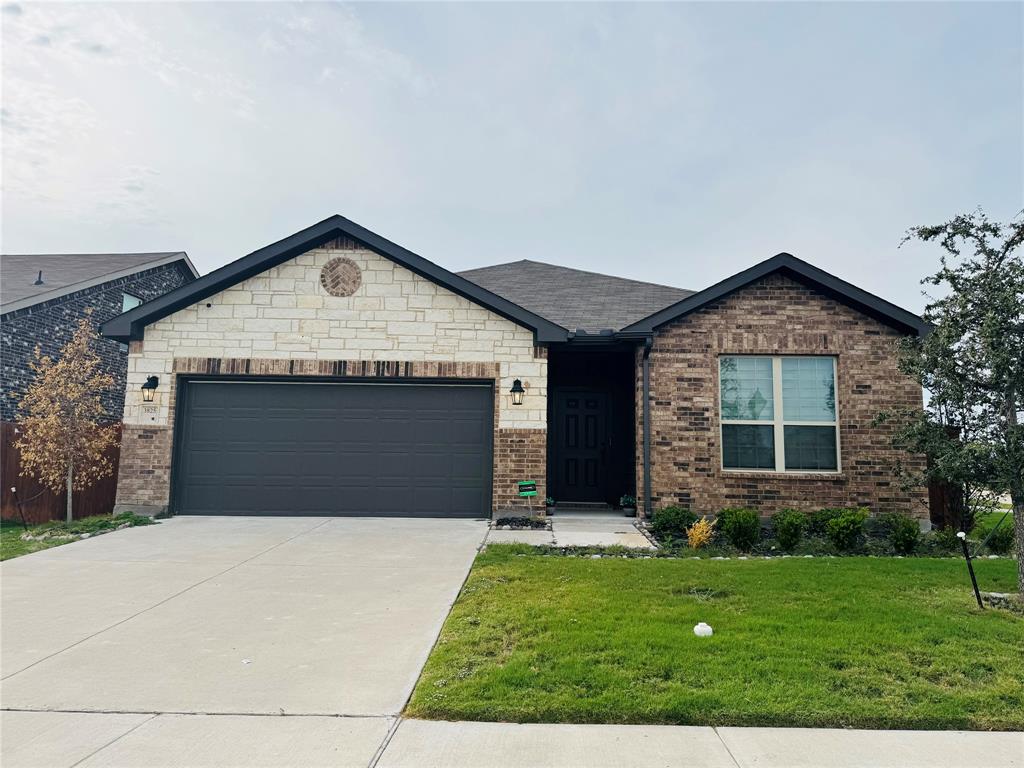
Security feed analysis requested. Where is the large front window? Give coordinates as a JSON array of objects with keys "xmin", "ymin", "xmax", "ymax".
[{"xmin": 719, "ymin": 356, "xmax": 839, "ymax": 472}]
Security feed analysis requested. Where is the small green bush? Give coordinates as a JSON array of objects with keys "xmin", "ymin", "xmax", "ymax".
[
  {"xmin": 650, "ymin": 506, "xmax": 697, "ymax": 542},
  {"xmin": 928, "ymin": 527, "xmax": 961, "ymax": 554},
  {"xmin": 773, "ymin": 509, "xmax": 807, "ymax": 551},
  {"xmin": 806, "ymin": 508, "xmax": 846, "ymax": 537},
  {"xmin": 717, "ymin": 508, "xmax": 761, "ymax": 551},
  {"xmin": 825, "ymin": 509, "xmax": 868, "ymax": 551},
  {"xmin": 982, "ymin": 523, "xmax": 1014, "ymax": 555},
  {"xmin": 881, "ymin": 513, "xmax": 920, "ymax": 555}
]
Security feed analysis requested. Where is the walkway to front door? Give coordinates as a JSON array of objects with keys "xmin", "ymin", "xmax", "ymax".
[{"xmin": 486, "ymin": 509, "xmax": 654, "ymax": 549}]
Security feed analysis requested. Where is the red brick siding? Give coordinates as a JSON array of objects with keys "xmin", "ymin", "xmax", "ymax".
[
  {"xmin": 636, "ymin": 274, "xmax": 927, "ymax": 519},
  {"xmin": 115, "ymin": 425, "xmax": 173, "ymax": 510},
  {"xmin": 495, "ymin": 428, "xmax": 547, "ymax": 514}
]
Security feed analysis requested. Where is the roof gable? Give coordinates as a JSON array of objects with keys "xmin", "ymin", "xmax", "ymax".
[
  {"xmin": 621, "ymin": 253, "xmax": 929, "ymax": 337},
  {"xmin": 101, "ymin": 216, "xmax": 569, "ymax": 343},
  {"xmin": 459, "ymin": 260, "xmax": 693, "ymax": 333}
]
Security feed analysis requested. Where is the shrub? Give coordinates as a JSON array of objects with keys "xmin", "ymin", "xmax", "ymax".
[
  {"xmin": 981, "ymin": 522, "xmax": 1015, "ymax": 555},
  {"xmin": 807, "ymin": 508, "xmax": 846, "ymax": 537},
  {"xmin": 881, "ymin": 513, "xmax": 920, "ymax": 555},
  {"xmin": 974, "ymin": 518, "xmax": 1015, "ymax": 561},
  {"xmin": 650, "ymin": 506, "xmax": 697, "ymax": 542},
  {"xmin": 928, "ymin": 526, "xmax": 961, "ymax": 553},
  {"xmin": 825, "ymin": 509, "xmax": 868, "ymax": 551},
  {"xmin": 619, "ymin": 494, "xmax": 636, "ymax": 509},
  {"xmin": 686, "ymin": 516, "xmax": 716, "ymax": 550},
  {"xmin": 717, "ymin": 508, "xmax": 761, "ymax": 551},
  {"xmin": 773, "ymin": 509, "xmax": 807, "ymax": 551}
]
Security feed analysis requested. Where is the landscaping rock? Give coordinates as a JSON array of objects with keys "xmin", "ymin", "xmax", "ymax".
[{"xmin": 982, "ymin": 592, "xmax": 1024, "ymax": 614}]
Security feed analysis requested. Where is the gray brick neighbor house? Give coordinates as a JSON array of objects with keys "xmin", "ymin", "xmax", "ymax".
[
  {"xmin": 1, "ymin": 252, "xmax": 198, "ymax": 423},
  {"xmin": 102, "ymin": 215, "xmax": 930, "ymax": 522}
]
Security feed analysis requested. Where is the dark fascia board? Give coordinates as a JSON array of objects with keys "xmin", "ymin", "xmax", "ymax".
[
  {"xmin": 101, "ymin": 215, "xmax": 569, "ymax": 343},
  {"xmin": 619, "ymin": 253, "xmax": 931, "ymax": 337}
]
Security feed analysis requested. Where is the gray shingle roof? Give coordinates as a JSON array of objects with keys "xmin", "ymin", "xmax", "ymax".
[
  {"xmin": 1, "ymin": 252, "xmax": 196, "ymax": 312},
  {"xmin": 458, "ymin": 260, "xmax": 694, "ymax": 333}
]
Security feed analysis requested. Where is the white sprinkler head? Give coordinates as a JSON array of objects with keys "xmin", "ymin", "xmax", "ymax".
[
  {"xmin": 693, "ymin": 622, "xmax": 714, "ymax": 637},
  {"xmin": 956, "ymin": 531, "xmax": 967, "ymax": 540}
]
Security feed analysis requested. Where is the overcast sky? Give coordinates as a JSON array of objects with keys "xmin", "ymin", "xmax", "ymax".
[{"xmin": 2, "ymin": 1, "xmax": 1021, "ymax": 312}]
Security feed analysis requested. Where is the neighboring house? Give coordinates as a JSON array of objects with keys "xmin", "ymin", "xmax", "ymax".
[
  {"xmin": 1, "ymin": 252, "xmax": 198, "ymax": 422},
  {"xmin": 102, "ymin": 215, "xmax": 929, "ymax": 521}
]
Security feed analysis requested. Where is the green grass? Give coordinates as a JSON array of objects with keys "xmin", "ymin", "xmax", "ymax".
[
  {"xmin": 974, "ymin": 509, "xmax": 1014, "ymax": 534},
  {"xmin": 1, "ymin": 513, "xmax": 154, "ymax": 561},
  {"xmin": 407, "ymin": 545, "xmax": 1022, "ymax": 730},
  {"xmin": 1, "ymin": 519, "xmax": 62, "ymax": 560}
]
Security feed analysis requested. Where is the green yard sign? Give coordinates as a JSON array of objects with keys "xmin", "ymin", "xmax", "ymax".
[{"xmin": 518, "ymin": 480, "xmax": 538, "ymax": 497}]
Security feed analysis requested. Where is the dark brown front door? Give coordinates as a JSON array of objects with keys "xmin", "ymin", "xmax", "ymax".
[{"xmin": 553, "ymin": 390, "xmax": 608, "ymax": 503}]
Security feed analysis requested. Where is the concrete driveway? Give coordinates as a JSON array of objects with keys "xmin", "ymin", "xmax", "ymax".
[{"xmin": 1, "ymin": 516, "xmax": 486, "ymax": 767}]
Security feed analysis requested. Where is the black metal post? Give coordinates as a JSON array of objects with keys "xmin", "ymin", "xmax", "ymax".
[
  {"xmin": 11, "ymin": 487, "xmax": 29, "ymax": 531},
  {"xmin": 958, "ymin": 533, "xmax": 984, "ymax": 609}
]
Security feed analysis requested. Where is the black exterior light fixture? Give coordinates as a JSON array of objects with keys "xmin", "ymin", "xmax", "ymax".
[
  {"xmin": 509, "ymin": 379, "xmax": 525, "ymax": 406},
  {"xmin": 141, "ymin": 376, "xmax": 159, "ymax": 403}
]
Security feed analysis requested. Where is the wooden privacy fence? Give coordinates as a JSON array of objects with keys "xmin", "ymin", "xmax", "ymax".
[{"xmin": 1, "ymin": 421, "xmax": 122, "ymax": 525}]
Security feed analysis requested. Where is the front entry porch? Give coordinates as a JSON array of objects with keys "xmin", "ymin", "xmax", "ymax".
[{"xmin": 546, "ymin": 343, "xmax": 637, "ymax": 509}]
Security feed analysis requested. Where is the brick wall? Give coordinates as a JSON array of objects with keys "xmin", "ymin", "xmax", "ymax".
[
  {"xmin": 495, "ymin": 428, "xmax": 547, "ymax": 512},
  {"xmin": 115, "ymin": 426, "xmax": 173, "ymax": 512},
  {"xmin": 1, "ymin": 262, "xmax": 194, "ymax": 422},
  {"xmin": 636, "ymin": 273, "xmax": 927, "ymax": 520},
  {"xmin": 115, "ymin": 240, "xmax": 548, "ymax": 515}
]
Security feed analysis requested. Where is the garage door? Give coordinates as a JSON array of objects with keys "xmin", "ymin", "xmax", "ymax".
[{"xmin": 173, "ymin": 380, "xmax": 493, "ymax": 517}]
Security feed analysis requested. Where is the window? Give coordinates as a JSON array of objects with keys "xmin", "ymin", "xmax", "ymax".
[{"xmin": 719, "ymin": 355, "xmax": 839, "ymax": 472}]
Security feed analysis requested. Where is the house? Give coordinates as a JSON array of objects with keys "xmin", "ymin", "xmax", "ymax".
[
  {"xmin": 1, "ymin": 251, "xmax": 198, "ymax": 423},
  {"xmin": 101, "ymin": 215, "xmax": 929, "ymax": 521}
]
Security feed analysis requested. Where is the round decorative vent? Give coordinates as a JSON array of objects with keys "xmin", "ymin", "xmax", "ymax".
[{"xmin": 320, "ymin": 257, "xmax": 362, "ymax": 297}]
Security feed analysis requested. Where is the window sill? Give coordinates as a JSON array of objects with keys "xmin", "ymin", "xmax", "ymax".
[{"xmin": 721, "ymin": 470, "xmax": 845, "ymax": 480}]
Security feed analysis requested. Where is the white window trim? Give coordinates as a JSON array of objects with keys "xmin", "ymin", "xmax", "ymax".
[{"xmin": 719, "ymin": 355, "xmax": 842, "ymax": 474}]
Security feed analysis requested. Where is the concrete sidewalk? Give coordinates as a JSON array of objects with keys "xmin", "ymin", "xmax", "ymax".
[{"xmin": 2, "ymin": 712, "xmax": 1020, "ymax": 767}]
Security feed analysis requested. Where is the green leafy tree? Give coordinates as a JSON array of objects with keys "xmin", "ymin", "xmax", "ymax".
[{"xmin": 890, "ymin": 210, "xmax": 1023, "ymax": 594}]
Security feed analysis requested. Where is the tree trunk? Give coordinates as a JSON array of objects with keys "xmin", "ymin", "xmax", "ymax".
[
  {"xmin": 1014, "ymin": 492, "xmax": 1024, "ymax": 600},
  {"xmin": 66, "ymin": 464, "xmax": 73, "ymax": 524}
]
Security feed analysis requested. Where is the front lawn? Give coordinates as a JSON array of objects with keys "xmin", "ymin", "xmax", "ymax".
[
  {"xmin": 0, "ymin": 513, "xmax": 154, "ymax": 561},
  {"xmin": 1, "ymin": 519, "xmax": 61, "ymax": 560},
  {"xmin": 407, "ymin": 545, "xmax": 1022, "ymax": 730}
]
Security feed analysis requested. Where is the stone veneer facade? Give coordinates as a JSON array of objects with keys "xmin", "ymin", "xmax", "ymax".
[
  {"xmin": 116, "ymin": 237, "xmax": 547, "ymax": 515},
  {"xmin": 636, "ymin": 273, "xmax": 928, "ymax": 520}
]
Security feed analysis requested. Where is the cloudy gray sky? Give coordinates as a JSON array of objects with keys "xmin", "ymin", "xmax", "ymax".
[{"xmin": 2, "ymin": 1, "xmax": 1021, "ymax": 312}]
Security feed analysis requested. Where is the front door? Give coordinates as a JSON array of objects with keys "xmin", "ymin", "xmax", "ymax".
[{"xmin": 553, "ymin": 390, "xmax": 608, "ymax": 503}]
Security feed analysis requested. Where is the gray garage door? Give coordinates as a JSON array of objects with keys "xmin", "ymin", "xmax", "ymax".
[{"xmin": 173, "ymin": 380, "xmax": 493, "ymax": 517}]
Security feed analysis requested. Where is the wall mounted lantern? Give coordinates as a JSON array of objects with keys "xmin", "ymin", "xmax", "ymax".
[
  {"xmin": 141, "ymin": 376, "xmax": 159, "ymax": 403},
  {"xmin": 509, "ymin": 379, "xmax": 525, "ymax": 406}
]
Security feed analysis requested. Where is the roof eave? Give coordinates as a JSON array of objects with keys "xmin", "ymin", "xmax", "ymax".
[
  {"xmin": 2, "ymin": 252, "xmax": 194, "ymax": 316},
  {"xmin": 101, "ymin": 216, "xmax": 569, "ymax": 344},
  {"xmin": 620, "ymin": 253, "xmax": 931, "ymax": 337}
]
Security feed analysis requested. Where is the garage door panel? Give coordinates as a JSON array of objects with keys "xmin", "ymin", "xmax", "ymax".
[{"xmin": 175, "ymin": 381, "xmax": 492, "ymax": 517}]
